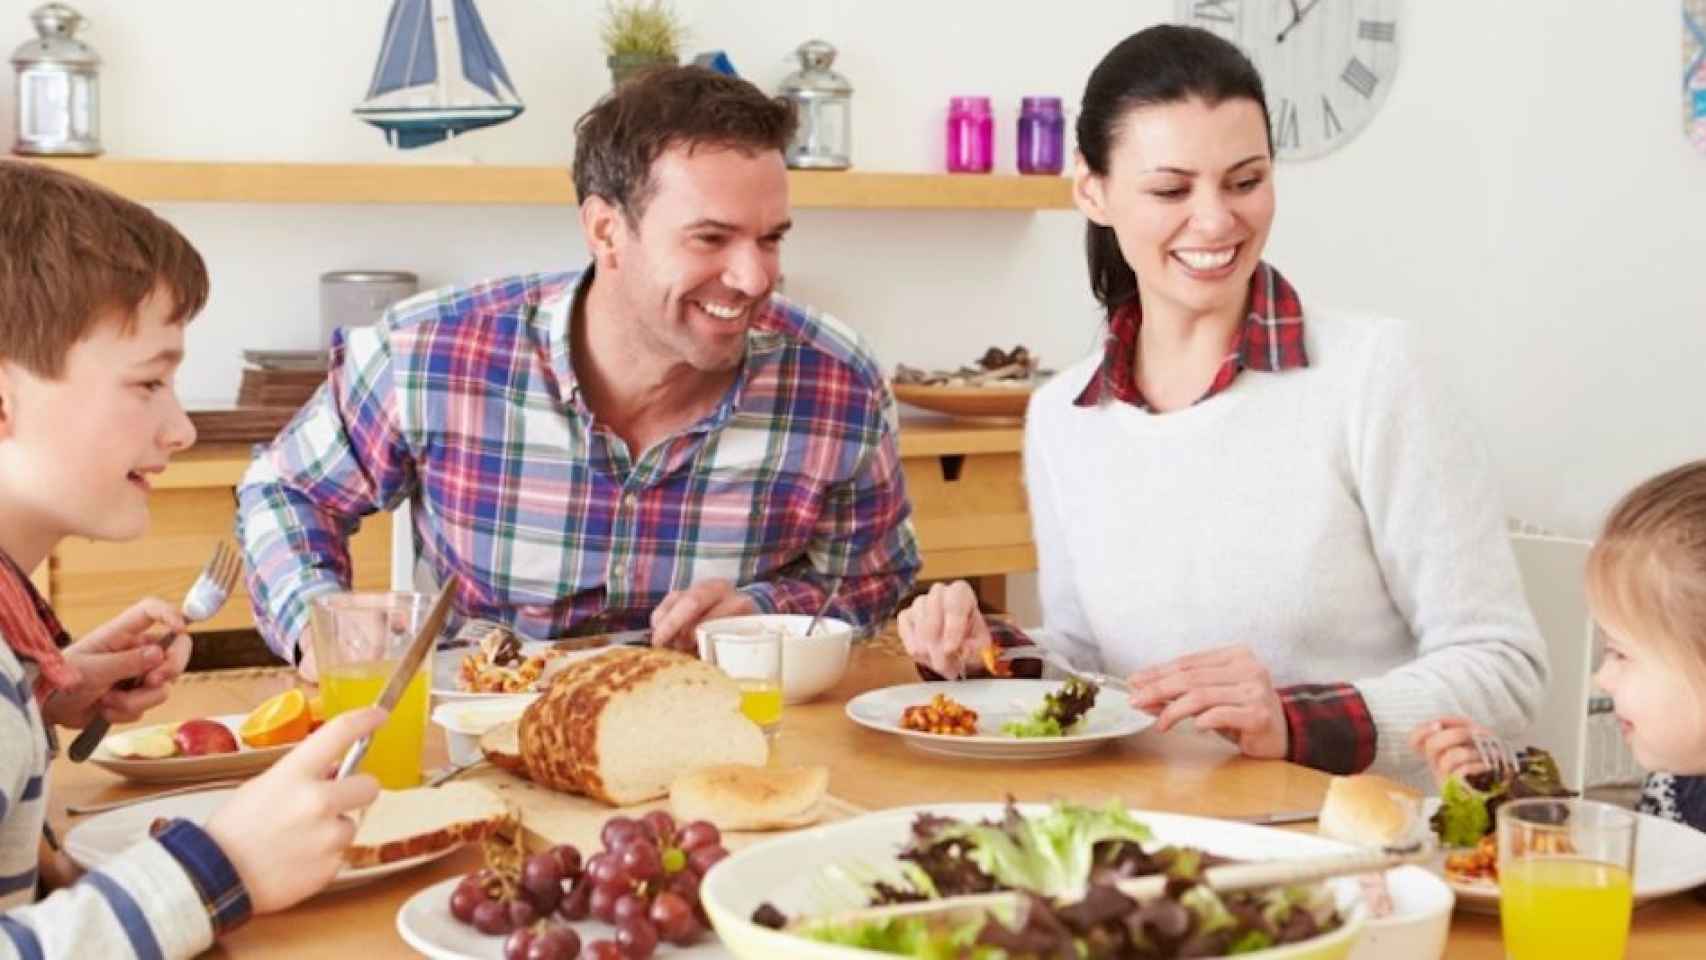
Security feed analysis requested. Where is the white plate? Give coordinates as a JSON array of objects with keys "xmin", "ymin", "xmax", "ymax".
[
  {"xmin": 1421, "ymin": 797, "xmax": 1706, "ymax": 913},
  {"xmin": 844, "ymin": 679, "xmax": 1153, "ymax": 760},
  {"xmin": 66, "ymin": 789, "xmax": 455, "ymax": 894},
  {"xmin": 432, "ymin": 635, "xmax": 649, "ymax": 704},
  {"xmin": 701, "ymin": 802, "xmax": 1372, "ymax": 960},
  {"xmin": 89, "ymin": 714, "xmax": 292, "ymax": 784},
  {"xmin": 398, "ymin": 875, "xmax": 732, "ymax": 959}
]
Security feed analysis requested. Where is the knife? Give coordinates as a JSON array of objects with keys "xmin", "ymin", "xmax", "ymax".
[
  {"xmin": 549, "ymin": 628, "xmax": 653, "ymax": 652},
  {"xmin": 1228, "ymin": 809, "xmax": 1320, "ymax": 826},
  {"xmin": 334, "ymin": 581, "xmax": 457, "ymax": 781}
]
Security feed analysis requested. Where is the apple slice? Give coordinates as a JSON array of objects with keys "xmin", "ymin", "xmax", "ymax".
[{"xmin": 108, "ymin": 726, "xmax": 179, "ymax": 759}]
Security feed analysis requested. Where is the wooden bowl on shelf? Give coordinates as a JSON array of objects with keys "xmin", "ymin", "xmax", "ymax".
[{"xmin": 889, "ymin": 381, "xmax": 1036, "ymax": 421}]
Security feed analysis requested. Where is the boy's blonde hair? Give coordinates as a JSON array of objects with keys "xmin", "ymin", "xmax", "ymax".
[
  {"xmin": 0, "ymin": 161, "xmax": 207, "ymax": 377},
  {"xmin": 1586, "ymin": 460, "xmax": 1706, "ymax": 683}
]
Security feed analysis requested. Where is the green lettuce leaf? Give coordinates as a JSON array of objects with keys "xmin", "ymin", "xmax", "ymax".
[
  {"xmin": 1434, "ymin": 775, "xmax": 1494, "ymax": 847},
  {"xmin": 931, "ymin": 800, "xmax": 1154, "ymax": 896}
]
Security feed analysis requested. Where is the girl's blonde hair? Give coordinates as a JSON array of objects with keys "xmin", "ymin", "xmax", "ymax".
[{"xmin": 1586, "ymin": 460, "xmax": 1706, "ymax": 683}]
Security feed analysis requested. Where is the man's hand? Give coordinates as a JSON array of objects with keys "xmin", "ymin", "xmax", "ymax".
[
  {"xmin": 203, "ymin": 707, "xmax": 384, "ymax": 913},
  {"xmin": 1127, "ymin": 645, "xmax": 1289, "ymax": 759},
  {"xmin": 649, "ymin": 580, "xmax": 758, "ymax": 653},
  {"xmin": 43, "ymin": 598, "xmax": 190, "ymax": 729}
]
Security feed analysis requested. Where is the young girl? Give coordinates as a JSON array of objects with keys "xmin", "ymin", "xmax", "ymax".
[{"xmin": 1414, "ymin": 460, "xmax": 1706, "ymax": 831}]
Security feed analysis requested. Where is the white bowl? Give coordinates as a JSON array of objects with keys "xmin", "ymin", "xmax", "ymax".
[
  {"xmin": 1348, "ymin": 865, "xmax": 1454, "ymax": 960},
  {"xmin": 429, "ymin": 696, "xmax": 533, "ymax": 766},
  {"xmin": 694, "ymin": 614, "xmax": 854, "ymax": 704}
]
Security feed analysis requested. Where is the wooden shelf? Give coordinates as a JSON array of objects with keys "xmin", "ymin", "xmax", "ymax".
[{"xmin": 31, "ymin": 158, "xmax": 1074, "ymax": 210}]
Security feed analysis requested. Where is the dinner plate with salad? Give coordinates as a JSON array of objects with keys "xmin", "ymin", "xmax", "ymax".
[
  {"xmin": 1423, "ymin": 745, "xmax": 1706, "ymax": 913},
  {"xmin": 844, "ymin": 678, "xmax": 1153, "ymax": 760},
  {"xmin": 701, "ymin": 799, "xmax": 1368, "ymax": 959}
]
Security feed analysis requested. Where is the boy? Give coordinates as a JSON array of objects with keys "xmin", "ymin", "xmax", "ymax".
[{"xmin": 0, "ymin": 160, "xmax": 385, "ymax": 958}]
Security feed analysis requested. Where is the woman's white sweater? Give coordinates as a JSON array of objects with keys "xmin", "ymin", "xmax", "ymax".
[{"xmin": 1024, "ymin": 307, "xmax": 1547, "ymax": 782}]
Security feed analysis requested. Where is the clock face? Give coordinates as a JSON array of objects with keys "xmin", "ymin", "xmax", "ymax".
[{"xmin": 1174, "ymin": 0, "xmax": 1400, "ymax": 161}]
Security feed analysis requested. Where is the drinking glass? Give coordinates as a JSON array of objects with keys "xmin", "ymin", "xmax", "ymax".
[
  {"xmin": 1498, "ymin": 797, "xmax": 1636, "ymax": 960},
  {"xmin": 311, "ymin": 591, "xmax": 436, "ymax": 788},
  {"xmin": 705, "ymin": 626, "xmax": 784, "ymax": 738}
]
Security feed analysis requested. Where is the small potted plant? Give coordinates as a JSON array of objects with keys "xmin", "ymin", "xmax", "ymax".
[{"xmin": 602, "ymin": 0, "xmax": 684, "ymax": 88}]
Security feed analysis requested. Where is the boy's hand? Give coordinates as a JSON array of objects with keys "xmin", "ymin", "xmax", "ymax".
[
  {"xmin": 43, "ymin": 598, "xmax": 191, "ymax": 729},
  {"xmin": 1409, "ymin": 715, "xmax": 1490, "ymax": 788},
  {"xmin": 897, "ymin": 581, "xmax": 993, "ymax": 678},
  {"xmin": 203, "ymin": 707, "xmax": 385, "ymax": 913}
]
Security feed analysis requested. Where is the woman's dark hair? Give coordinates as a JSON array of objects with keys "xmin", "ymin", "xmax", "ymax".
[
  {"xmin": 1077, "ymin": 25, "xmax": 1271, "ymax": 313},
  {"xmin": 573, "ymin": 66, "xmax": 796, "ymax": 223}
]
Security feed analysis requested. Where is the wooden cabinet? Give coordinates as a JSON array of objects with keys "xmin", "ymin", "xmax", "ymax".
[{"xmin": 36, "ymin": 422, "xmax": 1031, "ymax": 636}]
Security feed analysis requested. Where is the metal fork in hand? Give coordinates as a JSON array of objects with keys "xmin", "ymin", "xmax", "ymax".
[
  {"xmin": 996, "ymin": 643, "xmax": 1131, "ymax": 694},
  {"xmin": 67, "ymin": 542, "xmax": 243, "ymax": 762},
  {"xmin": 1471, "ymin": 730, "xmax": 1520, "ymax": 783}
]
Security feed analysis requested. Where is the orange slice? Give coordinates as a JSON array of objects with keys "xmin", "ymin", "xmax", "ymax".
[{"xmin": 240, "ymin": 689, "xmax": 312, "ymax": 748}]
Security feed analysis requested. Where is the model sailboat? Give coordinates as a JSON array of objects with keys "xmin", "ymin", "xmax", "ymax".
[{"xmin": 353, "ymin": 0, "xmax": 524, "ymax": 149}]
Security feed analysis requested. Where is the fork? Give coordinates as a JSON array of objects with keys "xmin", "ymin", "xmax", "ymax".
[
  {"xmin": 995, "ymin": 643, "xmax": 1131, "ymax": 694},
  {"xmin": 1471, "ymin": 730, "xmax": 1520, "ymax": 783},
  {"xmin": 67, "ymin": 542, "xmax": 244, "ymax": 763}
]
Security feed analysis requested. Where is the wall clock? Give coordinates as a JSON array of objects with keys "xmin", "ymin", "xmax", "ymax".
[{"xmin": 1175, "ymin": 0, "xmax": 1401, "ymax": 161}]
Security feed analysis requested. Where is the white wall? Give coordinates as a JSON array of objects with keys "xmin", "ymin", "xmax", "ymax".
[{"xmin": 2, "ymin": 0, "xmax": 1701, "ymax": 561}]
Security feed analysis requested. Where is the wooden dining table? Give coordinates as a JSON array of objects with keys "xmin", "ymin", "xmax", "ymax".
[{"xmin": 47, "ymin": 640, "xmax": 1706, "ymax": 958}]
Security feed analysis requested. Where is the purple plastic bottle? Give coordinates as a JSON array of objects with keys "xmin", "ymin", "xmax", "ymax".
[
  {"xmin": 946, "ymin": 96, "xmax": 994, "ymax": 173},
  {"xmin": 1017, "ymin": 96, "xmax": 1064, "ymax": 175}
]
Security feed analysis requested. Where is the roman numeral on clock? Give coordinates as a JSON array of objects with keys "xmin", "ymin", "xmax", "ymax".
[
  {"xmin": 1358, "ymin": 20, "xmax": 1396, "ymax": 42},
  {"xmin": 1191, "ymin": 0, "xmax": 1237, "ymax": 23},
  {"xmin": 1321, "ymin": 95, "xmax": 1343, "ymax": 139},
  {"xmin": 1274, "ymin": 98, "xmax": 1301, "ymax": 151},
  {"xmin": 1341, "ymin": 57, "xmax": 1378, "ymax": 98}
]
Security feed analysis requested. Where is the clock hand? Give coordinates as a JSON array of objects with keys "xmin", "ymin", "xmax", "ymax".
[{"xmin": 1275, "ymin": 0, "xmax": 1323, "ymax": 43}]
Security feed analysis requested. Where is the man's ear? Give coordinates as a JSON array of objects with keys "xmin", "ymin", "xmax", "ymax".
[
  {"xmin": 580, "ymin": 195, "xmax": 627, "ymax": 271},
  {"xmin": 1072, "ymin": 152, "xmax": 1112, "ymax": 228}
]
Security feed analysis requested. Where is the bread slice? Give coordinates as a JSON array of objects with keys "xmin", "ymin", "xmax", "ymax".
[
  {"xmin": 669, "ymin": 763, "xmax": 829, "ymax": 831},
  {"xmin": 521, "ymin": 648, "xmax": 768, "ymax": 806},
  {"xmin": 480, "ymin": 719, "xmax": 526, "ymax": 774},
  {"xmin": 343, "ymin": 782, "xmax": 517, "ymax": 868}
]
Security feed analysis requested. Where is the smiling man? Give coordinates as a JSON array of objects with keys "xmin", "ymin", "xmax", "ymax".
[{"xmin": 238, "ymin": 68, "xmax": 920, "ymax": 678}]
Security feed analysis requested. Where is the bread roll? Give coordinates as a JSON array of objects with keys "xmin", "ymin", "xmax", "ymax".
[
  {"xmin": 520, "ymin": 647, "xmax": 768, "ymax": 806},
  {"xmin": 1318, "ymin": 774, "xmax": 1419, "ymax": 846},
  {"xmin": 669, "ymin": 763, "xmax": 829, "ymax": 831},
  {"xmin": 344, "ymin": 782, "xmax": 516, "ymax": 868}
]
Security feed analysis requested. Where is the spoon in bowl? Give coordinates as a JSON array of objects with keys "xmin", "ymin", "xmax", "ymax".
[{"xmin": 805, "ymin": 575, "xmax": 845, "ymax": 636}]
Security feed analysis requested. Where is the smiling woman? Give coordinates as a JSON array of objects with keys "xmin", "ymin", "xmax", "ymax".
[{"xmin": 896, "ymin": 25, "xmax": 1547, "ymax": 787}]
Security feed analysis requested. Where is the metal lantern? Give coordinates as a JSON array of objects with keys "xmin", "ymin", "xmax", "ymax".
[
  {"xmin": 11, "ymin": 3, "xmax": 101, "ymax": 156},
  {"xmin": 778, "ymin": 39, "xmax": 851, "ymax": 170}
]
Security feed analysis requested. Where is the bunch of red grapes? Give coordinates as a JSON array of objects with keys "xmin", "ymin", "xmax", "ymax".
[{"xmin": 448, "ymin": 809, "xmax": 730, "ymax": 960}]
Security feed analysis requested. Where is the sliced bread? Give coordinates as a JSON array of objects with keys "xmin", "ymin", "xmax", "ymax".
[
  {"xmin": 521, "ymin": 647, "xmax": 768, "ymax": 806},
  {"xmin": 669, "ymin": 763, "xmax": 829, "ymax": 831},
  {"xmin": 344, "ymin": 782, "xmax": 517, "ymax": 868},
  {"xmin": 480, "ymin": 719, "xmax": 526, "ymax": 774}
]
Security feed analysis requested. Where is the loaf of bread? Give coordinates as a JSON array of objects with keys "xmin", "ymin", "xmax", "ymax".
[
  {"xmin": 518, "ymin": 647, "xmax": 768, "ymax": 806},
  {"xmin": 344, "ymin": 782, "xmax": 516, "ymax": 868}
]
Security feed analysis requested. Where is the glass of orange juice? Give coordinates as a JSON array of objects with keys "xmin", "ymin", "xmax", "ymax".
[
  {"xmin": 1498, "ymin": 797, "xmax": 1636, "ymax": 960},
  {"xmin": 706, "ymin": 626, "xmax": 784, "ymax": 738},
  {"xmin": 311, "ymin": 591, "xmax": 436, "ymax": 788}
]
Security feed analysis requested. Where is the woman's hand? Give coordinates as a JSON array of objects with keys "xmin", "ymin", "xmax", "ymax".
[
  {"xmin": 203, "ymin": 707, "xmax": 385, "ymax": 913},
  {"xmin": 896, "ymin": 581, "xmax": 992, "ymax": 678},
  {"xmin": 1409, "ymin": 715, "xmax": 1489, "ymax": 788},
  {"xmin": 1127, "ymin": 645, "xmax": 1289, "ymax": 759},
  {"xmin": 43, "ymin": 598, "xmax": 191, "ymax": 729}
]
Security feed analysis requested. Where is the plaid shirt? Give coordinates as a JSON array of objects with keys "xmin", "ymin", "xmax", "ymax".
[
  {"xmin": 238, "ymin": 269, "xmax": 920, "ymax": 660},
  {"xmin": 978, "ymin": 263, "xmax": 1375, "ymax": 775}
]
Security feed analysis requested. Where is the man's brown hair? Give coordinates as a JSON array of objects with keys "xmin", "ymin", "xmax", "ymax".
[
  {"xmin": 572, "ymin": 66, "xmax": 796, "ymax": 223},
  {"xmin": 0, "ymin": 161, "xmax": 208, "ymax": 378},
  {"xmin": 1586, "ymin": 460, "xmax": 1706, "ymax": 683}
]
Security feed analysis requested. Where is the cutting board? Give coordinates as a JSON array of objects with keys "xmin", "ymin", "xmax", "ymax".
[{"xmin": 461, "ymin": 763, "xmax": 864, "ymax": 854}]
